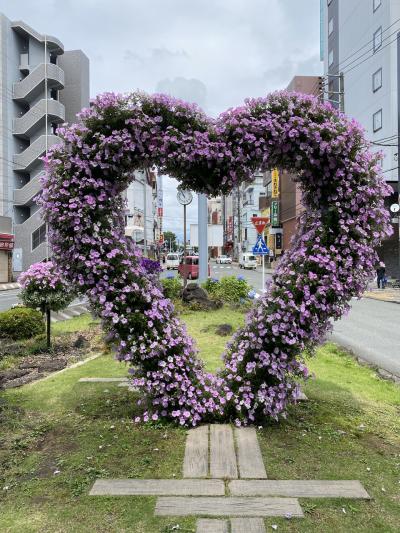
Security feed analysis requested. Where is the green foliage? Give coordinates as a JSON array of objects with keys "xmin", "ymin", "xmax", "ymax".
[
  {"xmin": 202, "ymin": 275, "xmax": 251, "ymax": 302},
  {"xmin": 160, "ymin": 277, "xmax": 182, "ymax": 300},
  {"xmin": 0, "ymin": 307, "xmax": 45, "ymax": 340}
]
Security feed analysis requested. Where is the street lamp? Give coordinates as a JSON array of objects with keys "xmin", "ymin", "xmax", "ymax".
[{"xmin": 177, "ymin": 188, "xmax": 193, "ymax": 288}]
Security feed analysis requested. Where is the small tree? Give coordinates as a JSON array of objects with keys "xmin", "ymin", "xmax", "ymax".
[
  {"xmin": 19, "ymin": 261, "xmax": 75, "ymax": 348},
  {"xmin": 163, "ymin": 231, "xmax": 177, "ymax": 251}
]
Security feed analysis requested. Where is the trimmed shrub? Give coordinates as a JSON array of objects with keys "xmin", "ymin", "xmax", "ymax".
[
  {"xmin": 0, "ymin": 307, "xmax": 45, "ymax": 340},
  {"xmin": 161, "ymin": 277, "xmax": 182, "ymax": 300},
  {"xmin": 202, "ymin": 275, "xmax": 251, "ymax": 303}
]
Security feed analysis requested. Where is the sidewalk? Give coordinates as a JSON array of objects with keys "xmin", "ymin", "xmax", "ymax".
[
  {"xmin": 363, "ymin": 287, "xmax": 400, "ymax": 304},
  {"xmin": 0, "ymin": 282, "xmax": 20, "ymax": 291}
]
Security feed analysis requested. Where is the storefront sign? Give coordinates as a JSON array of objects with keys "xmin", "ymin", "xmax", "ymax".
[
  {"xmin": 275, "ymin": 232, "xmax": 282, "ymax": 250},
  {"xmin": 0, "ymin": 233, "xmax": 14, "ymax": 250},
  {"xmin": 271, "ymin": 200, "xmax": 280, "ymax": 226},
  {"xmin": 271, "ymin": 168, "xmax": 279, "ymax": 198}
]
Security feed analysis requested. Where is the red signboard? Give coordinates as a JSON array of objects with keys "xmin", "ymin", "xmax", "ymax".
[
  {"xmin": 0, "ymin": 233, "xmax": 14, "ymax": 250},
  {"xmin": 251, "ymin": 217, "xmax": 269, "ymax": 234},
  {"xmin": 157, "ymin": 207, "xmax": 163, "ymax": 217},
  {"xmin": 159, "ymin": 234, "xmax": 164, "ymax": 244}
]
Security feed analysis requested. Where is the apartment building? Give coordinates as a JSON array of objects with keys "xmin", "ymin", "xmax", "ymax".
[
  {"xmin": 240, "ymin": 172, "xmax": 265, "ymax": 253},
  {"xmin": 0, "ymin": 14, "xmax": 89, "ymax": 276},
  {"xmin": 321, "ymin": 0, "xmax": 399, "ymax": 277}
]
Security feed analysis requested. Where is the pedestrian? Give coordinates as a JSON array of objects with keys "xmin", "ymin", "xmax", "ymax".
[{"xmin": 376, "ymin": 262, "xmax": 386, "ymax": 289}]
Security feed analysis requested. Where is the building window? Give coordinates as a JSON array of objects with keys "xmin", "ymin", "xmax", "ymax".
[
  {"xmin": 328, "ymin": 49, "xmax": 334, "ymax": 66},
  {"xmin": 372, "ymin": 68, "xmax": 382, "ymax": 92},
  {"xmin": 50, "ymin": 54, "xmax": 57, "ymax": 65},
  {"xmin": 373, "ymin": 109, "xmax": 383, "ymax": 132},
  {"xmin": 328, "ymin": 17, "xmax": 334, "ymax": 36},
  {"xmin": 373, "ymin": 27, "xmax": 382, "ymax": 52},
  {"xmin": 50, "ymin": 88, "xmax": 58, "ymax": 100},
  {"xmin": 32, "ymin": 224, "xmax": 47, "ymax": 250},
  {"xmin": 373, "ymin": 0, "xmax": 382, "ymax": 12}
]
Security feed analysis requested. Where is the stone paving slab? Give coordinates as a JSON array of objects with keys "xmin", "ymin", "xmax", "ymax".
[
  {"xmin": 235, "ymin": 427, "xmax": 267, "ymax": 479},
  {"xmin": 196, "ymin": 519, "xmax": 229, "ymax": 533},
  {"xmin": 210, "ymin": 424, "xmax": 238, "ymax": 479},
  {"xmin": 231, "ymin": 517, "xmax": 266, "ymax": 533},
  {"xmin": 154, "ymin": 496, "xmax": 304, "ymax": 517},
  {"xmin": 183, "ymin": 425, "xmax": 209, "ymax": 478},
  {"xmin": 78, "ymin": 377, "xmax": 128, "ymax": 382},
  {"xmin": 89, "ymin": 479, "xmax": 225, "ymax": 496},
  {"xmin": 229, "ymin": 479, "xmax": 370, "ymax": 499}
]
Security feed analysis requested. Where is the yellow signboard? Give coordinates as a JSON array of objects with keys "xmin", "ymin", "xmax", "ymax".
[{"xmin": 271, "ymin": 168, "xmax": 279, "ymax": 198}]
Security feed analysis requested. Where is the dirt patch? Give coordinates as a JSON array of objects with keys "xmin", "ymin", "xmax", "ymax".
[
  {"xmin": 0, "ymin": 327, "xmax": 103, "ymax": 390},
  {"xmin": 35, "ymin": 426, "xmax": 79, "ymax": 454}
]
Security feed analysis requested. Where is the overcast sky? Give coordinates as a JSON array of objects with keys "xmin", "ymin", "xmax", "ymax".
[{"xmin": 1, "ymin": 0, "xmax": 322, "ymax": 239}]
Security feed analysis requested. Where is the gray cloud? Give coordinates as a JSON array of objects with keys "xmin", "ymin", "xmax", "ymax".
[{"xmin": 156, "ymin": 77, "xmax": 207, "ymax": 108}]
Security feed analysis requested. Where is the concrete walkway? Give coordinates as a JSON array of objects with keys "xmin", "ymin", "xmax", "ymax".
[{"xmin": 89, "ymin": 423, "xmax": 370, "ymax": 532}]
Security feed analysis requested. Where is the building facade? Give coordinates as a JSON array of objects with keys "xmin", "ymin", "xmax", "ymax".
[
  {"xmin": 240, "ymin": 172, "xmax": 265, "ymax": 253},
  {"xmin": 0, "ymin": 14, "xmax": 89, "ymax": 276},
  {"xmin": 321, "ymin": 0, "xmax": 400, "ymax": 277},
  {"xmin": 125, "ymin": 169, "xmax": 159, "ymax": 257}
]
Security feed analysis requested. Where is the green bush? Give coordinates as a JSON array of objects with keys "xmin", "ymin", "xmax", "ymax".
[
  {"xmin": 0, "ymin": 306, "xmax": 45, "ymax": 340},
  {"xmin": 202, "ymin": 275, "xmax": 251, "ymax": 303},
  {"xmin": 161, "ymin": 277, "xmax": 182, "ymax": 300}
]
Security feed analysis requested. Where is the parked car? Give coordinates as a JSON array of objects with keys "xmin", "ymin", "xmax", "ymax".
[
  {"xmin": 165, "ymin": 253, "xmax": 180, "ymax": 270},
  {"xmin": 239, "ymin": 253, "xmax": 257, "ymax": 270},
  {"xmin": 178, "ymin": 256, "xmax": 210, "ymax": 279},
  {"xmin": 216, "ymin": 255, "xmax": 232, "ymax": 264}
]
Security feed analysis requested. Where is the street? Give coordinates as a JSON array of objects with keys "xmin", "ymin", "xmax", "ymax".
[
  {"xmin": 330, "ymin": 298, "xmax": 400, "ymax": 378},
  {"xmin": 0, "ymin": 289, "xmax": 21, "ymax": 312}
]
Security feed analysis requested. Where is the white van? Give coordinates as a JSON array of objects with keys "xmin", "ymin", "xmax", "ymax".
[
  {"xmin": 239, "ymin": 253, "xmax": 257, "ymax": 270},
  {"xmin": 166, "ymin": 253, "xmax": 180, "ymax": 270}
]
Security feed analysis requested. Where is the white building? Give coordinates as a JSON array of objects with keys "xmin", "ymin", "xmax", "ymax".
[
  {"xmin": 321, "ymin": 0, "xmax": 399, "ymax": 277},
  {"xmin": 125, "ymin": 170, "xmax": 158, "ymax": 254},
  {"xmin": 240, "ymin": 172, "xmax": 265, "ymax": 253}
]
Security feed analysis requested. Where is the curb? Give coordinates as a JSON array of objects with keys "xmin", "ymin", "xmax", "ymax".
[
  {"xmin": 363, "ymin": 295, "xmax": 400, "ymax": 305},
  {"xmin": 0, "ymin": 283, "xmax": 20, "ymax": 291},
  {"xmin": 26, "ymin": 352, "xmax": 102, "ymax": 386}
]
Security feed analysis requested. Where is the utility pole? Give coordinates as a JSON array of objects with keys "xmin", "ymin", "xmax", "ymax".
[
  {"xmin": 44, "ymin": 36, "xmax": 50, "ymax": 261},
  {"xmin": 198, "ymin": 193, "xmax": 208, "ymax": 282},
  {"xmin": 339, "ymin": 71, "xmax": 345, "ymax": 112},
  {"xmin": 397, "ymin": 32, "xmax": 400, "ymax": 279},
  {"xmin": 143, "ymin": 171, "xmax": 148, "ymax": 257},
  {"xmin": 237, "ymin": 186, "xmax": 241, "ymax": 259}
]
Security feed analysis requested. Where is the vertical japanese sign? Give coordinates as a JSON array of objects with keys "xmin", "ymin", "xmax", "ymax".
[
  {"xmin": 271, "ymin": 168, "xmax": 279, "ymax": 198},
  {"xmin": 271, "ymin": 200, "xmax": 279, "ymax": 226}
]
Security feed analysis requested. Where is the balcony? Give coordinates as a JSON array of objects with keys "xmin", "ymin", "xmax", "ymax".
[
  {"xmin": 13, "ymin": 99, "xmax": 65, "ymax": 138},
  {"xmin": 11, "ymin": 21, "xmax": 64, "ymax": 54},
  {"xmin": 14, "ymin": 172, "xmax": 44, "ymax": 206},
  {"xmin": 13, "ymin": 135, "xmax": 61, "ymax": 172},
  {"xmin": 13, "ymin": 63, "xmax": 64, "ymax": 103}
]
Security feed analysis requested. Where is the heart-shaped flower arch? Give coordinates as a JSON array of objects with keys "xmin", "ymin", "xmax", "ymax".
[{"xmin": 40, "ymin": 91, "xmax": 392, "ymax": 426}]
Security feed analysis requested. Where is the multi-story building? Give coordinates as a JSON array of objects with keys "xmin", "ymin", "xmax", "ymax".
[
  {"xmin": 321, "ymin": 0, "xmax": 399, "ymax": 277},
  {"xmin": 240, "ymin": 172, "xmax": 265, "ymax": 253},
  {"xmin": 0, "ymin": 14, "xmax": 89, "ymax": 276},
  {"xmin": 125, "ymin": 169, "xmax": 159, "ymax": 257}
]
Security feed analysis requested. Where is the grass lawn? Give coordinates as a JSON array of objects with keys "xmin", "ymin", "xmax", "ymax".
[{"xmin": 0, "ymin": 307, "xmax": 399, "ymax": 532}]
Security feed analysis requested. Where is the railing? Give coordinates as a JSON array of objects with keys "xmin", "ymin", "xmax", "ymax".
[
  {"xmin": 11, "ymin": 21, "xmax": 64, "ymax": 53},
  {"xmin": 13, "ymin": 135, "xmax": 61, "ymax": 172},
  {"xmin": 14, "ymin": 172, "xmax": 44, "ymax": 206},
  {"xmin": 13, "ymin": 63, "xmax": 64, "ymax": 102},
  {"xmin": 13, "ymin": 99, "xmax": 65, "ymax": 137}
]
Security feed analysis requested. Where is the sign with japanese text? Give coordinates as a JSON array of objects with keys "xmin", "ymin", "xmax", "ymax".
[
  {"xmin": 271, "ymin": 168, "xmax": 279, "ymax": 198},
  {"xmin": 271, "ymin": 200, "xmax": 280, "ymax": 226},
  {"xmin": 0, "ymin": 233, "xmax": 14, "ymax": 250},
  {"xmin": 251, "ymin": 216, "xmax": 269, "ymax": 234}
]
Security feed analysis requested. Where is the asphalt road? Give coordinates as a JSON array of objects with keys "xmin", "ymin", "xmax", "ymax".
[
  {"xmin": 330, "ymin": 298, "xmax": 400, "ymax": 377},
  {"xmin": 0, "ymin": 289, "xmax": 21, "ymax": 312}
]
